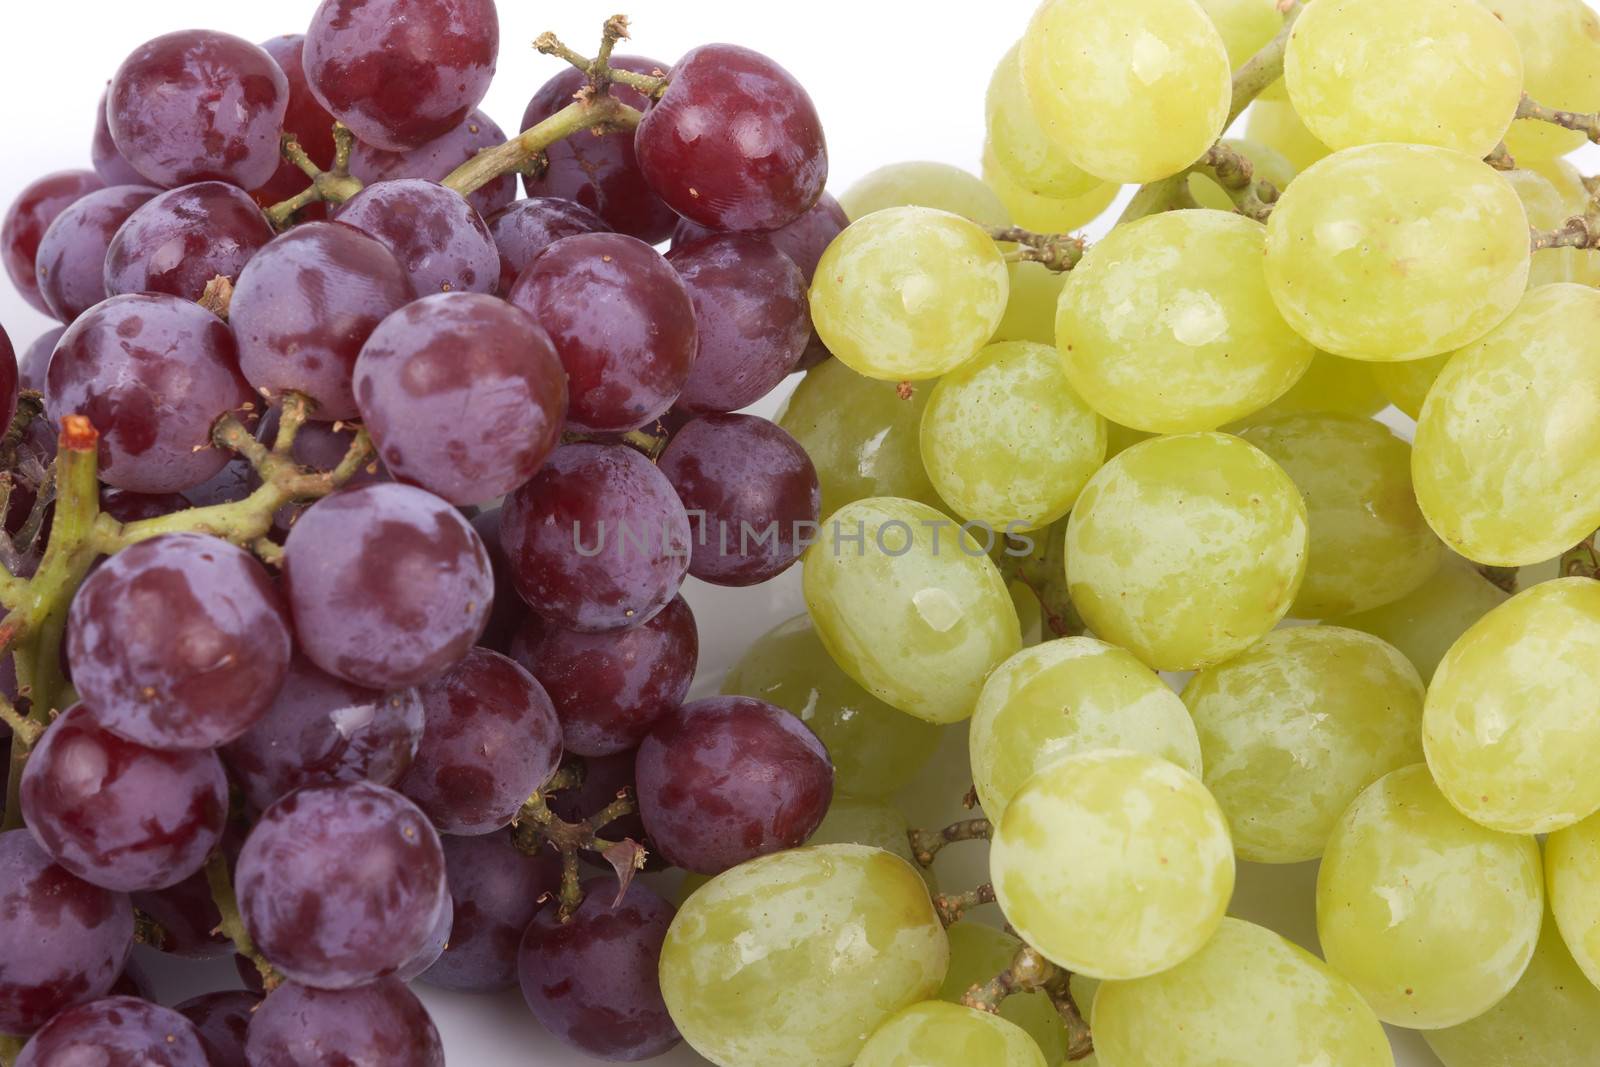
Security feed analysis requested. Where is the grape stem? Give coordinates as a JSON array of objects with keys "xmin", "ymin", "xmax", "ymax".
[
  {"xmin": 511, "ymin": 787, "xmax": 644, "ymax": 920},
  {"xmin": 133, "ymin": 910, "xmax": 172, "ymax": 951},
  {"xmin": 1516, "ymin": 93, "xmax": 1600, "ymax": 145},
  {"xmin": 907, "ymin": 817, "xmax": 993, "ymax": 868},
  {"xmin": 962, "ymin": 943, "xmax": 1095, "ymax": 1061},
  {"xmin": 986, "ymin": 226, "xmax": 1088, "ymax": 273},
  {"xmin": 1484, "ymin": 142, "xmax": 1516, "ymax": 171},
  {"xmin": 205, "ymin": 850, "xmax": 281, "ymax": 991},
  {"xmin": 0, "ymin": 1035, "xmax": 22, "ymax": 1066},
  {"xmin": 1192, "ymin": 142, "xmax": 1279, "ymax": 222},
  {"xmin": 1560, "ymin": 532, "xmax": 1600, "ymax": 580},
  {"xmin": 932, "ymin": 882, "xmax": 996, "ymax": 926},
  {"xmin": 264, "ymin": 123, "xmax": 364, "ymax": 229}
]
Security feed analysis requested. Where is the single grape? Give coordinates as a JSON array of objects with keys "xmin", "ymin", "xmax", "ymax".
[
  {"xmin": 1, "ymin": 170, "xmax": 105, "ymax": 316},
  {"xmin": 131, "ymin": 865, "xmax": 227, "ymax": 959},
  {"xmin": 244, "ymin": 978, "xmax": 444, "ymax": 1066},
  {"xmin": 1245, "ymin": 97, "xmax": 1331, "ymax": 172},
  {"xmin": 254, "ymin": 35, "xmax": 339, "ymax": 209},
  {"xmin": 840, "ymin": 161, "xmax": 1009, "ymax": 225},
  {"xmin": 96, "ymin": 488, "xmax": 189, "ymax": 524},
  {"xmin": 398, "ymin": 896, "xmax": 454, "ymax": 981},
  {"xmin": 991, "ymin": 259, "xmax": 1064, "ymax": 347},
  {"xmin": 16, "ymin": 997, "xmax": 209, "ymax": 1067},
  {"xmin": 349, "ymin": 109, "xmax": 516, "ymax": 219},
  {"xmin": 0, "ymin": 328, "xmax": 15, "ymax": 430},
  {"xmin": 985, "ymin": 43, "xmax": 1100, "ymax": 200},
  {"xmin": 182, "ymin": 455, "xmax": 256, "ymax": 509},
  {"xmin": 334, "ymin": 178, "xmax": 497, "ymax": 296},
  {"xmin": 1482, "ymin": 0, "xmax": 1600, "ymax": 161},
  {"xmin": 175, "ymin": 991, "xmax": 260, "ymax": 1067},
  {"xmin": 858, "ymin": 1001, "xmax": 1046, "ymax": 1067},
  {"xmin": 938, "ymin": 923, "xmax": 1069, "ymax": 1064},
  {"xmin": 487, "ymin": 197, "xmax": 608, "ymax": 295},
  {"xmin": 91, "ymin": 88, "xmax": 147, "ymax": 188},
  {"xmin": 1543, "ymin": 816, "xmax": 1600, "ymax": 1014},
  {"xmin": 1196, "ymin": 0, "xmax": 1284, "ymax": 69},
  {"xmin": 103, "ymin": 182, "xmax": 273, "ymax": 303},
  {"xmin": 805, "ymin": 795, "xmax": 925, "ymax": 877},
  {"xmin": 19, "ymin": 327, "xmax": 64, "ymax": 393},
  {"xmin": 422, "ymin": 830, "xmax": 560, "ymax": 993},
  {"xmin": 981, "ymin": 145, "xmax": 1119, "ymax": 233},
  {"xmin": 1334, "ymin": 554, "xmax": 1510, "ymax": 684},
  {"xmin": 35, "ymin": 184, "xmax": 158, "ymax": 322},
  {"xmin": 1243, "ymin": 349, "xmax": 1386, "ymax": 423},
  {"xmin": 1370, "ymin": 353, "xmax": 1448, "ymax": 421}
]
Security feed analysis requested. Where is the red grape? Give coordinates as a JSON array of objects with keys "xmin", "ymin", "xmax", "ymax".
[
  {"xmin": 107, "ymin": 958, "xmax": 153, "ymax": 1001},
  {"xmin": 2, "ymin": 170, "xmax": 106, "ymax": 316},
  {"xmin": 35, "ymin": 185, "xmax": 157, "ymax": 323},
  {"xmin": 354, "ymin": 292, "xmax": 566, "ymax": 505},
  {"xmin": 131, "ymin": 867, "xmax": 227, "ymax": 959},
  {"xmin": 486, "ymin": 196, "xmax": 609, "ymax": 296},
  {"xmin": 398, "ymin": 897, "xmax": 454, "ymax": 981},
  {"xmin": 182, "ymin": 455, "xmax": 256, "ymax": 509},
  {"xmin": 349, "ymin": 108, "xmax": 517, "ymax": 218},
  {"xmin": 97, "ymin": 489, "xmax": 190, "ymax": 524},
  {"xmin": 91, "ymin": 88, "xmax": 148, "ymax": 188},
  {"xmin": 635, "ymin": 696, "xmax": 834, "ymax": 874},
  {"xmin": 254, "ymin": 35, "xmax": 339, "ymax": 209},
  {"xmin": 304, "ymin": 0, "xmax": 499, "ymax": 152},
  {"xmin": 508, "ymin": 233, "xmax": 697, "ymax": 434},
  {"xmin": 16, "ymin": 997, "xmax": 209, "ymax": 1067},
  {"xmin": 19, "ymin": 327, "xmax": 64, "ymax": 393},
  {"xmin": 0, "ymin": 326, "xmax": 15, "ymax": 431},
  {"xmin": 421, "ymin": 830, "xmax": 560, "ymax": 993},
  {"xmin": 104, "ymin": 183, "xmax": 274, "ymax": 303},
  {"xmin": 108, "ymin": 31, "xmax": 290, "ymax": 189},
  {"xmin": 469, "ymin": 506, "xmax": 527, "ymax": 653},
  {"xmin": 335, "ymin": 178, "xmax": 499, "ymax": 296},
  {"xmin": 175, "ymin": 991, "xmax": 260, "ymax": 1067},
  {"xmin": 245, "ymin": 978, "xmax": 444, "ymax": 1066}
]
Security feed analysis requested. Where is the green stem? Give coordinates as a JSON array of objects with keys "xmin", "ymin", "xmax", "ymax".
[
  {"xmin": 1516, "ymin": 93, "xmax": 1600, "ymax": 144},
  {"xmin": 205, "ymin": 850, "xmax": 280, "ymax": 990},
  {"xmin": 442, "ymin": 94, "xmax": 641, "ymax": 200},
  {"xmin": 908, "ymin": 817, "xmax": 993, "ymax": 868}
]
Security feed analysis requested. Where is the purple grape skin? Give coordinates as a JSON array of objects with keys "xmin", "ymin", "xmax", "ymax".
[
  {"xmin": 500, "ymin": 444, "xmax": 691, "ymax": 633},
  {"xmin": 636, "ymin": 44, "xmax": 828, "ymax": 232},
  {"xmin": 244, "ymin": 978, "xmax": 444, "ymax": 1067},
  {"xmin": 636, "ymin": 696, "xmax": 834, "ymax": 875},
  {"xmin": 335, "ymin": 178, "xmax": 499, "ymax": 296},
  {"xmin": 486, "ymin": 197, "xmax": 609, "ymax": 296},
  {"xmin": 46, "ymin": 293, "xmax": 256, "ymax": 493},
  {"xmin": 182, "ymin": 455, "xmax": 256, "ymax": 509},
  {"xmin": 108, "ymin": 958, "xmax": 154, "ymax": 1000},
  {"xmin": 508, "ymin": 233, "xmax": 698, "ymax": 434},
  {"xmin": 19, "ymin": 327, "xmax": 65, "ymax": 393},
  {"xmin": 92, "ymin": 88, "xmax": 149, "ymax": 188},
  {"xmin": 254, "ymin": 35, "xmax": 339, "ymax": 210},
  {"xmin": 175, "ymin": 991, "xmax": 261, "ymax": 1067},
  {"xmin": 97, "ymin": 488, "xmax": 189, "ymax": 524},
  {"xmin": 421, "ymin": 830, "xmax": 560, "ymax": 992},
  {"xmin": 131, "ymin": 868, "xmax": 227, "ymax": 959},
  {"xmin": 67, "ymin": 533, "xmax": 291, "ymax": 750},
  {"xmin": 108, "ymin": 30, "xmax": 290, "ymax": 190},
  {"xmin": 0, "ymin": 830, "xmax": 132, "ymax": 1034},
  {"xmin": 398, "ymin": 647, "xmax": 563, "ymax": 835},
  {"xmin": 104, "ymin": 183, "xmax": 274, "ymax": 303},
  {"xmin": 521, "ymin": 56, "xmax": 676, "ymax": 243},
  {"xmin": 20, "ymin": 704, "xmax": 228, "ymax": 892},
  {"xmin": 667, "ymin": 234, "xmax": 811, "ymax": 414},
  {"xmin": 469, "ymin": 506, "xmax": 526, "ymax": 653},
  {"xmin": 305, "ymin": 0, "xmax": 498, "ymax": 152},
  {"xmin": 353, "ymin": 292, "xmax": 567, "ymax": 506},
  {"xmin": 281, "ymin": 482, "xmax": 495, "ymax": 689},
  {"xmin": 350, "ymin": 109, "xmax": 516, "ymax": 219},
  {"xmin": 34, "ymin": 185, "xmax": 158, "ymax": 323},
  {"xmin": 2, "ymin": 170, "xmax": 105, "ymax": 316},
  {"xmin": 397, "ymin": 896, "xmax": 454, "ymax": 981},
  {"xmin": 0, "ymin": 326, "xmax": 15, "ymax": 431},
  {"xmin": 518, "ymin": 880, "xmax": 682, "ymax": 1062},
  {"xmin": 509, "ymin": 595, "xmax": 698, "ymax": 757},
  {"xmin": 16, "ymin": 996, "xmax": 210, "ymax": 1067}
]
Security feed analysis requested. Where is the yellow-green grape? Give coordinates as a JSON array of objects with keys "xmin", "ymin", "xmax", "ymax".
[
  {"xmin": 1425, "ymin": 906, "xmax": 1600, "ymax": 1067},
  {"xmin": 1093, "ymin": 919, "xmax": 1394, "ymax": 1067},
  {"xmin": 1315, "ymin": 764, "xmax": 1544, "ymax": 1029},
  {"xmin": 1188, "ymin": 136, "xmax": 1297, "ymax": 212},
  {"xmin": 1264, "ymin": 144, "xmax": 1530, "ymax": 362},
  {"xmin": 1492, "ymin": 0, "xmax": 1600, "ymax": 162},
  {"xmin": 1103, "ymin": 421, "xmax": 1153, "ymax": 459},
  {"xmin": 985, "ymin": 44, "xmax": 1101, "ymax": 200},
  {"xmin": 1334, "ymin": 554, "xmax": 1510, "ymax": 683},
  {"xmin": 1196, "ymin": 0, "xmax": 1283, "ymax": 70},
  {"xmin": 1285, "ymin": 0, "xmax": 1522, "ymax": 157},
  {"xmin": 1505, "ymin": 168, "xmax": 1600, "ymax": 287},
  {"xmin": 1243, "ymin": 351, "xmax": 1386, "ymax": 422},
  {"xmin": 1181, "ymin": 626, "xmax": 1425, "ymax": 864},
  {"xmin": 938, "ymin": 923, "xmax": 1069, "ymax": 1065},
  {"xmin": 722, "ymin": 614, "xmax": 942, "ymax": 799},
  {"xmin": 811, "ymin": 207, "xmax": 1009, "ymax": 382},
  {"xmin": 1371, "ymin": 354, "xmax": 1449, "ymax": 421},
  {"xmin": 778, "ymin": 359, "xmax": 941, "ymax": 519},
  {"xmin": 1065, "ymin": 433, "xmax": 1308, "ymax": 671},
  {"xmin": 839, "ymin": 161, "xmax": 1011, "ymax": 226},
  {"xmin": 1527, "ymin": 155, "xmax": 1590, "ymax": 207},
  {"xmin": 660, "ymin": 844, "xmax": 949, "ymax": 1067},
  {"xmin": 991, "ymin": 750, "xmax": 1235, "ymax": 979},
  {"xmin": 920, "ymin": 341, "xmax": 1105, "ymax": 531},
  {"xmin": 1236, "ymin": 414, "xmax": 1442, "ymax": 617},
  {"xmin": 1019, "ymin": 0, "xmax": 1232, "ymax": 183},
  {"xmin": 1245, "ymin": 98, "xmax": 1331, "ymax": 171},
  {"xmin": 804, "ymin": 795, "xmax": 925, "ymax": 879},
  {"xmin": 995, "ymin": 261, "xmax": 1068, "ymax": 347},
  {"xmin": 969, "ymin": 636, "xmax": 1203, "ymax": 822},
  {"xmin": 981, "ymin": 145, "xmax": 1119, "ymax": 233},
  {"xmin": 803, "ymin": 497, "xmax": 1021, "ymax": 724},
  {"xmin": 857, "ymin": 1002, "xmax": 1045, "ymax": 1067},
  {"xmin": 1009, "ymin": 579, "xmax": 1043, "ymax": 646},
  {"xmin": 1413, "ymin": 284, "xmax": 1600, "ymax": 566},
  {"xmin": 1548, "ymin": 814, "xmax": 1600, "ymax": 992},
  {"xmin": 1424, "ymin": 577, "xmax": 1600, "ymax": 834}
]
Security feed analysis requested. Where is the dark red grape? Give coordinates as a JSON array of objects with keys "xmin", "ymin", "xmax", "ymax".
[
  {"xmin": 509, "ymin": 595, "xmax": 697, "ymax": 757},
  {"xmin": 636, "ymin": 44, "xmax": 827, "ymax": 232},
  {"xmin": 546, "ymin": 751, "xmax": 652, "ymax": 855},
  {"xmin": 245, "ymin": 978, "xmax": 443, "ymax": 1066},
  {"xmin": 335, "ymin": 178, "xmax": 498, "ymax": 296},
  {"xmin": 104, "ymin": 183, "xmax": 274, "ymax": 303},
  {"xmin": 521, "ymin": 56, "xmax": 677, "ymax": 243},
  {"xmin": 108, "ymin": 31, "xmax": 290, "ymax": 189},
  {"xmin": 47, "ymin": 293, "xmax": 256, "ymax": 493},
  {"xmin": 353, "ymin": 292, "xmax": 566, "ymax": 505},
  {"xmin": 500, "ymin": 443, "xmax": 691, "ymax": 632},
  {"xmin": 635, "ymin": 696, "xmax": 833, "ymax": 874},
  {"xmin": 254, "ymin": 35, "xmax": 339, "ymax": 209},
  {"xmin": 304, "ymin": 0, "xmax": 499, "ymax": 152},
  {"xmin": 16, "ymin": 996, "xmax": 209, "ymax": 1066},
  {"xmin": 131, "ymin": 867, "xmax": 227, "ymax": 959},
  {"xmin": 282, "ymin": 482, "xmax": 494, "ymax": 689},
  {"xmin": 20, "ymin": 704, "xmax": 228, "ymax": 892},
  {"xmin": 230, "ymin": 221, "xmax": 412, "ymax": 421},
  {"xmin": 469, "ymin": 506, "xmax": 526, "ymax": 653},
  {"xmin": 397, "ymin": 897, "xmax": 453, "ymax": 981},
  {"xmin": 422, "ymin": 830, "xmax": 560, "ymax": 992},
  {"xmin": 175, "ymin": 991, "xmax": 260, "ymax": 1067},
  {"xmin": 667, "ymin": 234, "xmax": 809, "ymax": 414},
  {"xmin": 92, "ymin": 88, "xmax": 148, "ymax": 188},
  {"xmin": 182, "ymin": 455, "xmax": 256, "ymax": 509},
  {"xmin": 107, "ymin": 958, "xmax": 153, "ymax": 1001},
  {"xmin": 97, "ymin": 489, "xmax": 189, "ymax": 524},
  {"xmin": 0, "ymin": 830, "xmax": 132, "ymax": 1034},
  {"xmin": 398, "ymin": 647, "xmax": 563, "ymax": 834},
  {"xmin": 2, "ymin": 170, "xmax": 106, "ymax": 316},
  {"xmin": 35, "ymin": 185, "xmax": 158, "ymax": 322},
  {"xmin": 486, "ymin": 196, "xmax": 608, "ymax": 296},
  {"xmin": 518, "ymin": 879, "xmax": 681, "ymax": 1062},
  {"xmin": 349, "ymin": 109, "xmax": 516, "ymax": 218},
  {"xmin": 19, "ymin": 327, "xmax": 64, "ymax": 393},
  {"xmin": 508, "ymin": 233, "xmax": 697, "ymax": 434},
  {"xmin": 0, "ymin": 325, "xmax": 15, "ymax": 431},
  {"xmin": 236, "ymin": 781, "xmax": 447, "ymax": 988}
]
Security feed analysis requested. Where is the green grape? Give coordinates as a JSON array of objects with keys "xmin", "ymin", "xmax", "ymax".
[
  {"xmin": 938, "ymin": 923, "xmax": 1069, "ymax": 1065},
  {"xmin": 920, "ymin": 341, "xmax": 1106, "ymax": 530},
  {"xmin": 982, "ymin": 145, "xmax": 1119, "ymax": 233},
  {"xmin": 1065, "ymin": 432, "xmax": 1308, "ymax": 671},
  {"xmin": 1196, "ymin": 0, "xmax": 1284, "ymax": 70},
  {"xmin": 856, "ymin": 1001, "xmax": 1045, "ymax": 1067},
  {"xmin": 1093, "ymin": 918, "xmax": 1394, "ymax": 1067},
  {"xmin": 804, "ymin": 793, "xmax": 936, "ymax": 895},
  {"xmin": 722, "ymin": 614, "xmax": 942, "ymax": 799},
  {"xmin": 1008, "ymin": 579, "xmax": 1044, "ymax": 646},
  {"xmin": 994, "ymin": 260, "xmax": 1068, "ymax": 347},
  {"xmin": 803, "ymin": 497, "xmax": 1021, "ymax": 724},
  {"xmin": 1413, "ymin": 284, "xmax": 1600, "ymax": 566},
  {"xmin": 1492, "ymin": 0, "xmax": 1600, "ymax": 162},
  {"xmin": 1103, "ymin": 421, "xmax": 1153, "ymax": 458},
  {"xmin": 1181, "ymin": 626, "xmax": 1425, "ymax": 863},
  {"xmin": 1527, "ymin": 155, "xmax": 1590, "ymax": 208},
  {"xmin": 778, "ymin": 357, "xmax": 942, "ymax": 518},
  {"xmin": 1285, "ymin": 0, "xmax": 1523, "ymax": 157},
  {"xmin": 1244, "ymin": 98, "xmax": 1331, "ymax": 171},
  {"xmin": 985, "ymin": 44, "xmax": 1101, "ymax": 200},
  {"xmin": 1315, "ymin": 764, "xmax": 1544, "ymax": 1029},
  {"xmin": 991, "ymin": 749, "xmax": 1235, "ymax": 979},
  {"xmin": 839, "ymin": 161, "xmax": 1011, "ymax": 226},
  {"xmin": 1424, "ymin": 577, "xmax": 1600, "ymax": 834},
  {"xmin": 1188, "ymin": 136, "xmax": 1296, "ymax": 212},
  {"xmin": 1058, "ymin": 210, "xmax": 1316, "ymax": 434},
  {"xmin": 1548, "ymin": 813, "xmax": 1600, "ymax": 993},
  {"xmin": 1334, "ymin": 554, "xmax": 1510, "ymax": 683},
  {"xmin": 1505, "ymin": 168, "xmax": 1600, "ymax": 287},
  {"xmin": 810, "ymin": 207, "xmax": 1009, "ymax": 381},
  {"xmin": 1242, "ymin": 350, "xmax": 1386, "ymax": 422},
  {"xmin": 1371, "ymin": 354, "xmax": 1449, "ymax": 421},
  {"xmin": 660, "ymin": 844, "xmax": 949, "ymax": 1067},
  {"xmin": 1019, "ymin": 0, "xmax": 1232, "ymax": 183},
  {"xmin": 1264, "ymin": 144, "xmax": 1530, "ymax": 362},
  {"xmin": 1236, "ymin": 414, "xmax": 1442, "ymax": 617},
  {"xmin": 969, "ymin": 636, "xmax": 1203, "ymax": 822}
]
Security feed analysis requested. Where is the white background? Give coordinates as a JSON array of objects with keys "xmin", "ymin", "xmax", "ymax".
[{"xmin": 0, "ymin": 0, "xmax": 1588, "ymax": 1063}]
